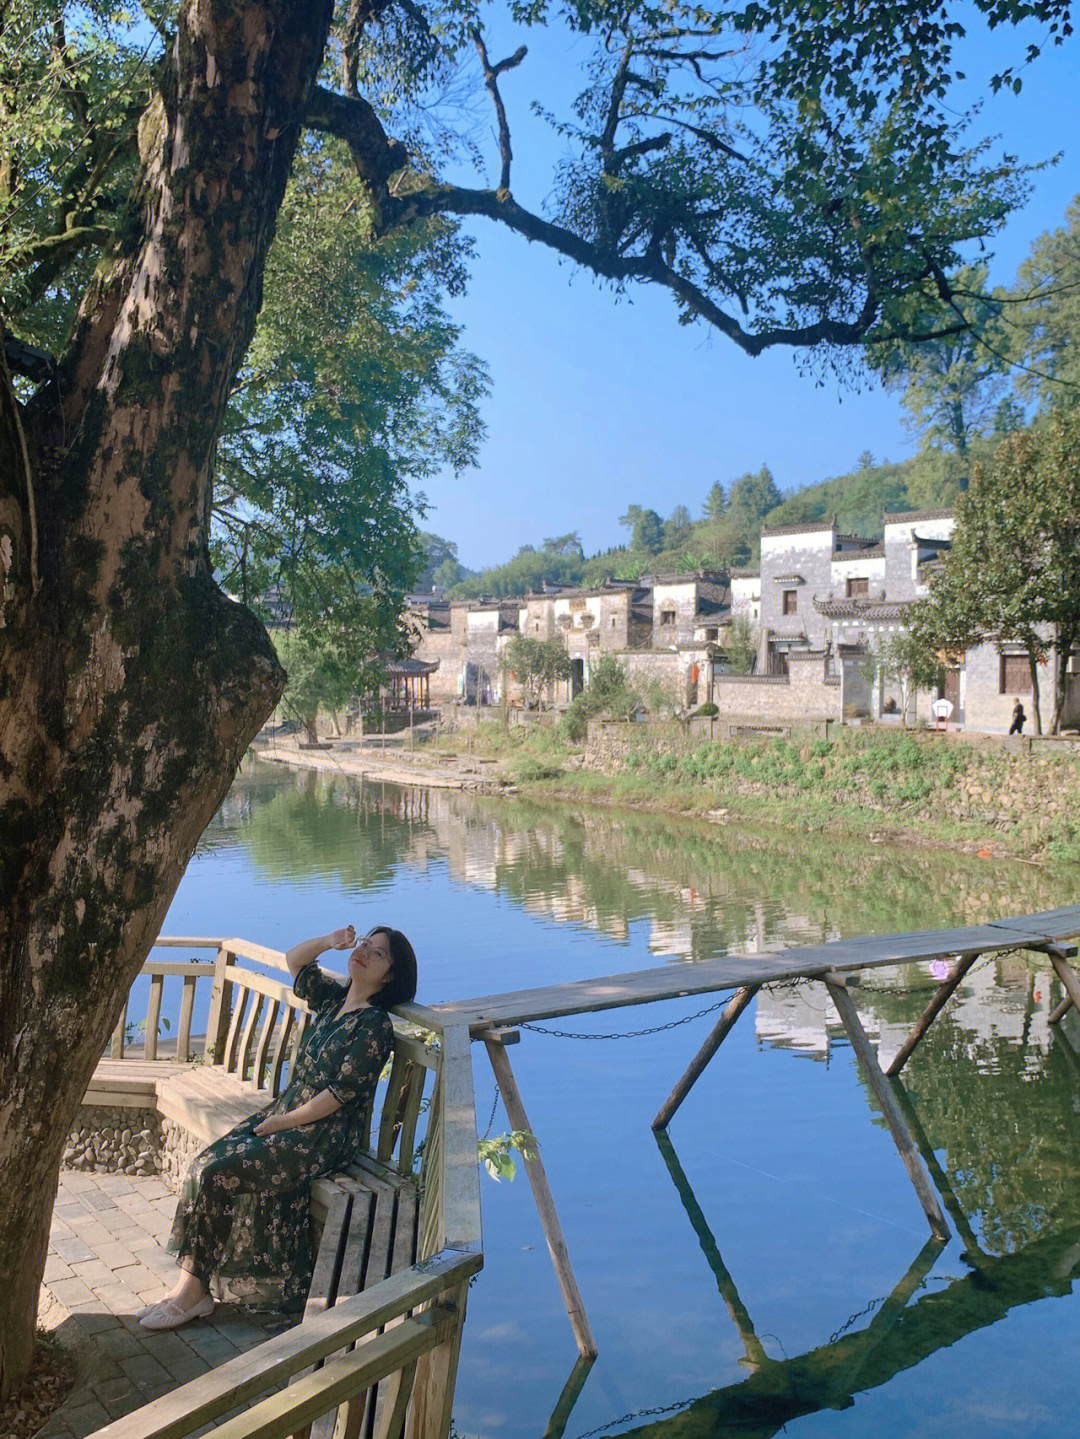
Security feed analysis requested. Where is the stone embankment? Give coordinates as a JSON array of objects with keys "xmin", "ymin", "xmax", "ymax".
[
  {"xmin": 255, "ymin": 736, "xmax": 505, "ymax": 791},
  {"xmin": 251, "ymin": 720, "xmax": 1080, "ymax": 862},
  {"xmin": 579, "ymin": 721, "xmax": 1080, "ymax": 860}
]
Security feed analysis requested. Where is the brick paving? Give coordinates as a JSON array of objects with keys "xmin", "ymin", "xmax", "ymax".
[{"xmin": 39, "ymin": 1171, "xmax": 294, "ymax": 1439}]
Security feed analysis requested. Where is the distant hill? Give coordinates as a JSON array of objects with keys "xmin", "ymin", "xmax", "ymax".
[{"xmin": 440, "ymin": 446, "xmax": 973, "ymax": 599}]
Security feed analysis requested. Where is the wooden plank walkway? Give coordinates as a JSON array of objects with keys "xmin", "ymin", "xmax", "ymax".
[{"xmin": 433, "ymin": 907, "xmax": 1080, "ymax": 1032}]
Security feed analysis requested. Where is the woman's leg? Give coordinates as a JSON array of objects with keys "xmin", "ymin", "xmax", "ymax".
[
  {"xmin": 165, "ymin": 1123, "xmax": 313, "ymax": 1305},
  {"xmin": 163, "ymin": 1122, "xmax": 264, "ymax": 1305}
]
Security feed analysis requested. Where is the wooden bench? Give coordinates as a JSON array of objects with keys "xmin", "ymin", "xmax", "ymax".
[
  {"xmin": 86, "ymin": 968, "xmax": 440, "ymax": 1318},
  {"xmin": 82, "ymin": 944, "xmax": 481, "ymax": 1439}
]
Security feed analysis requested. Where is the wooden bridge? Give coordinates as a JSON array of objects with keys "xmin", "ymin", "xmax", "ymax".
[{"xmin": 76, "ymin": 905, "xmax": 1080, "ymax": 1437}]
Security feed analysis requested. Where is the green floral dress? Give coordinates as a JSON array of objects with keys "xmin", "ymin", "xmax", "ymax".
[{"xmin": 167, "ymin": 964, "xmax": 393, "ymax": 1311}]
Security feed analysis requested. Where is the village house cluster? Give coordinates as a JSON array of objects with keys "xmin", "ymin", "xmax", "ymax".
[{"xmin": 401, "ymin": 508, "xmax": 1079, "ymax": 734}]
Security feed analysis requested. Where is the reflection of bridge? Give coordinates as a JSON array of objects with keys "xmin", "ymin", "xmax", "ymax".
[{"xmin": 608, "ymin": 1130, "xmax": 1080, "ymax": 1439}]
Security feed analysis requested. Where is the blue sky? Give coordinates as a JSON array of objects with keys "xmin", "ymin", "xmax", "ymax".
[{"xmin": 411, "ymin": 12, "xmax": 1080, "ymax": 571}]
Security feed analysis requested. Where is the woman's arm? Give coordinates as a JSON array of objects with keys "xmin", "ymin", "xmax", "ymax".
[
  {"xmin": 253, "ymin": 1089, "xmax": 342, "ymax": 1135},
  {"xmin": 285, "ymin": 926, "xmax": 355, "ymax": 979}
]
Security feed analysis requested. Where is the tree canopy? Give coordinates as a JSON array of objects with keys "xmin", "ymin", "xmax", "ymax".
[
  {"xmin": 215, "ymin": 144, "xmax": 486, "ymax": 663},
  {"xmin": 2, "ymin": 0, "xmax": 1047, "ymax": 384},
  {"xmin": 620, "ymin": 504, "xmax": 665, "ymax": 554}
]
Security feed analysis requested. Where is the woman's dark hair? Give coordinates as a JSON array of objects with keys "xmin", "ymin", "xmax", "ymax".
[{"xmin": 368, "ymin": 926, "xmax": 417, "ymax": 1010}]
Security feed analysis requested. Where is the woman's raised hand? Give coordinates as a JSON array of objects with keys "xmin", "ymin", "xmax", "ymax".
[{"xmin": 329, "ymin": 925, "xmax": 357, "ymax": 951}]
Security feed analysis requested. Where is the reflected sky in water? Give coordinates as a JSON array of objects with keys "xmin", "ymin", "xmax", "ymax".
[{"xmin": 162, "ymin": 759, "xmax": 1080, "ymax": 1439}]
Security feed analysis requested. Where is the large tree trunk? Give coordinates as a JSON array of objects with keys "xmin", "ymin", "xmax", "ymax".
[{"xmin": 0, "ymin": 0, "xmax": 332, "ymax": 1393}]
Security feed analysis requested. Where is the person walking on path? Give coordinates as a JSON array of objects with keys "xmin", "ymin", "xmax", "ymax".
[
  {"xmin": 139, "ymin": 923, "xmax": 417, "ymax": 1330},
  {"xmin": 1009, "ymin": 698, "xmax": 1026, "ymax": 735}
]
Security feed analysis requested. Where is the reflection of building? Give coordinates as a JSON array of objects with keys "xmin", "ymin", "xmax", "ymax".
[{"xmin": 754, "ymin": 960, "xmax": 1061, "ymax": 1062}]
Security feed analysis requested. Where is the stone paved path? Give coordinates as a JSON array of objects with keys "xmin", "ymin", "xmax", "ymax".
[{"xmin": 39, "ymin": 1171, "xmax": 293, "ymax": 1439}]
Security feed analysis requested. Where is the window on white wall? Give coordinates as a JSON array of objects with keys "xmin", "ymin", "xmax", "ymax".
[{"xmin": 999, "ymin": 653, "xmax": 1032, "ymax": 693}]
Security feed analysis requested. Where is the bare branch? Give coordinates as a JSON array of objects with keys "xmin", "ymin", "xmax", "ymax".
[
  {"xmin": 652, "ymin": 113, "xmax": 750, "ymax": 163},
  {"xmin": 387, "ymin": 181, "xmax": 985, "ymax": 357},
  {"xmin": 471, "ymin": 29, "xmax": 526, "ymax": 194},
  {"xmin": 609, "ymin": 133, "xmax": 672, "ymax": 173},
  {"xmin": 340, "ymin": 0, "xmax": 397, "ymax": 97}
]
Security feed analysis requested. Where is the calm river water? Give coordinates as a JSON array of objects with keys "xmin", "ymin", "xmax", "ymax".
[{"xmin": 158, "ymin": 757, "xmax": 1080, "ymax": 1439}]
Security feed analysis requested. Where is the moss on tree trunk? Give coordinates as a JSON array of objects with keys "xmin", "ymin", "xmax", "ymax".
[{"xmin": 0, "ymin": 0, "xmax": 332, "ymax": 1393}]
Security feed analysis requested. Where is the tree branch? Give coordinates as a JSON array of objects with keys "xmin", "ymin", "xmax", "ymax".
[
  {"xmin": 470, "ymin": 29, "xmax": 526, "ymax": 194},
  {"xmin": 340, "ymin": 0, "xmax": 397, "ymax": 97},
  {"xmin": 304, "ymin": 86, "xmax": 408, "ymax": 213},
  {"xmin": 387, "ymin": 181, "xmax": 977, "ymax": 355}
]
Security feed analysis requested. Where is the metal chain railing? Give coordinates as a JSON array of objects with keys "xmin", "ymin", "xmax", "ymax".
[{"xmin": 519, "ymin": 977, "xmax": 815, "ymax": 1041}]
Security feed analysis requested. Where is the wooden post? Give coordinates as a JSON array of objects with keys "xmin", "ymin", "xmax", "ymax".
[
  {"xmin": 652, "ymin": 985, "xmax": 759, "ymax": 1130},
  {"xmin": 542, "ymin": 1355, "xmax": 595, "ymax": 1439},
  {"xmin": 177, "ymin": 974, "xmax": 196, "ymax": 1062},
  {"xmin": 823, "ymin": 975, "xmax": 950, "ymax": 1242},
  {"xmin": 403, "ymin": 1285, "xmax": 468, "ymax": 1439},
  {"xmin": 110, "ymin": 996, "xmax": 127, "ymax": 1059},
  {"xmin": 1047, "ymin": 947, "xmax": 1080, "ymax": 1017},
  {"xmin": 485, "ymin": 1038, "xmax": 597, "ymax": 1359},
  {"xmin": 885, "ymin": 952, "xmax": 979, "ymax": 1076},
  {"xmin": 204, "ymin": 944, "xmax": 234, "ymax": 1065},
  {"xmin": 654, "ymin": 1129, "xmax": 768, "ymax": 1370},
  {"xmin": 1049, "ymin": 994, "xmax": 1074, "ymax": 1025},
  {"xmin": 144, "ymin": 972, "xmax": 164, "ymax": 1060},
  {"xmin": 887, "ymin": 1074, "xmax": 985, "ymax": 1265}
]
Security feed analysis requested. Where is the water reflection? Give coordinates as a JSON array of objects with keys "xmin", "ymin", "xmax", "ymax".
[
  {"xmin": 214, "ymin": 761, "xmax": 1076, "ymax": 966},
  {"xmin": 192, "ymin": 761, "xmax": 1080, "ymax": 1439},
  {"xmin": 603, "ymin": 1013, "xmax": 1080, "ymax": 1439},
  {"xmin": 615, "ymin": 1219, "xmax": 1080, "ymax": 1439}
]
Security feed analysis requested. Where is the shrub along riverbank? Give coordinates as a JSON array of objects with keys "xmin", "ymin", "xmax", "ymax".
[{"xmin": 432, "ymin": 719, "xmax": 1080, "ymax": 865}]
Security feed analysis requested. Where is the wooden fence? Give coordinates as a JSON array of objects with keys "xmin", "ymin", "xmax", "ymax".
[{"xmin": 93, "ymin": 939, "xmax": 483, "ymax": 1439}]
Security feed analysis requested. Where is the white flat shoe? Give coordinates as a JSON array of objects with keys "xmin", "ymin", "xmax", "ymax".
[{"xmin": 140, "ymin": 1294, "xmax": 215, "ymax": 1330}]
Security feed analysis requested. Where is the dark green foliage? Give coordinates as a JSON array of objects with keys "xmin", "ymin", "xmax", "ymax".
[
  {"xmin": 210, "ymin": 141, "xmax": 486, "ymax": 671},
  {"xmin": 620, "ymin": 505, "xmax": 665, "ymax": 555},
  {"xmin": 1008, "ymin": 195, "xmax": 1080, "ymax": 410},
  {"xmin": 867, "ymin": 266, "xmax": 1011, "ymax": 462},
  {"xmin": 560, "ymin": 654, "xmax": 643, "ymax": 739},
  {"xmin": 728, "ymin": 466, "xmax": 782, "ymax": 537},
  {"xmin": 703, "ymin": 482, "xmax": 727, "ymax": 521}
]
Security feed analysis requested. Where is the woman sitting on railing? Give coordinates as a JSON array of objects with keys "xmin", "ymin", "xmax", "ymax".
[{"xmin": 139, "ymin": 924, "xmax": 417, "ymax": 1330}]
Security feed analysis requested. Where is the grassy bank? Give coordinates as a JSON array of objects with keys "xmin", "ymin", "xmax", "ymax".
[{"xmin": 427, "ymin": 719, "xmax": 1080, "ymax": 865}]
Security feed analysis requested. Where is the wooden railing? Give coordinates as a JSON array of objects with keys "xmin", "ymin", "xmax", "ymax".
[{"xmin": 94, "ymin": 940, "xmax": 483, "ymax": 1439}]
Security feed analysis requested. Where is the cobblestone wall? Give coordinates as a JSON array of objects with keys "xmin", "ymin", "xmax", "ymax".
[
  {"xmin": 63, "ymin": 1106, "xmax": 208, "ymax": 1195},
  {"xmin": 160, "ymin": 1117, "xmax": 204, "ymax": 1194},
  {"xmin": 63, "ymin": 1106, "xmax": 162, "ymax": 1178}
]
